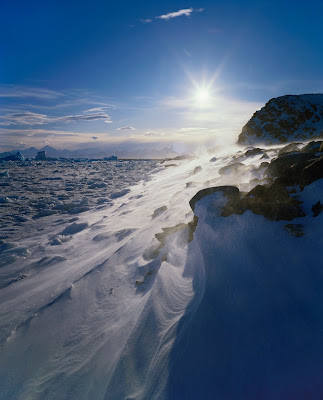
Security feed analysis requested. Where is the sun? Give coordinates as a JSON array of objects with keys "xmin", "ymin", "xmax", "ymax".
[{"xmin": 195, "ymin": 87, "xmax": 211, "ymax": 104}]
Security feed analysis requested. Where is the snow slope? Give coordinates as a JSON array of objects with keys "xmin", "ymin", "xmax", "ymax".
[{"xmin": 0, "ymin": 143, "xmax": 322, "ymax": 399}]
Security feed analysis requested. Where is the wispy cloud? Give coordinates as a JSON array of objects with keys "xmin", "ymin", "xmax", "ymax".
[
  {"xmin": 141, "ymin": 8, "xmax": 204, "ymax": 23},
  {"xmin": 0, "ymin": 110, "xmax": 112, "ymax": 126},
  {"xmin": 0, "ymin": 85, "xmax": 62, "ymax": 99},
  {"xmin": 144, "ymin": 132, "xmax": 160, "ymax": 137},
  {"xmin": 178, "ymin": 127, "xmax": 209, "ymax": 132},
  {"xmin": 140, "ymin": 18, "xmax": 152, "ymax": 24},
  {"xmin": 0, "ymin": 85, "xmax": 120, "ymax": 150},
  {"xmin": 141, "ymin": 131, "xmax": 165, "ymax": 138},
  {"xmin": 84, "ymin": 106, "xmax": 113, "ymax": 113},
  {"xmin": 116, "ymin": 126, "xmax": 136, "ymax": 131},
  {"xmin": 0, "ymin": 127, "xmax": 82, "ymax": 138},
  {"xmin": 0, "ymin": 85, "xmax": 117, "ymax": 110},
  {"xmin": 60, "ymin": 112, "xmax": 112, "ymax": 123},
  {"xmin": 0, "ymin": 128, "xmax": 111, "ymax": 145},
  {"xmin": 157, "ymin": 8, "xmax": 194, "ymax": 20}
]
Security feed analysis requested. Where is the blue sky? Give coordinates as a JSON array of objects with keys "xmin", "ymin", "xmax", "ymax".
[{"xmin": 1, "ymin": 0, "xmax": 322, "ymax": 152}]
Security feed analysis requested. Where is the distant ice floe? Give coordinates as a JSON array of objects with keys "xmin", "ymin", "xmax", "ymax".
[{"xmin": 0, "ymin": 159, "xmax": 160, "ymax": 241}]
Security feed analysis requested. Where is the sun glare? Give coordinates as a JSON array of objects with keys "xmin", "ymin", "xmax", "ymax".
[{"xmin": 195, "ymin": 87, "xmax": 211, "ymax": 104}]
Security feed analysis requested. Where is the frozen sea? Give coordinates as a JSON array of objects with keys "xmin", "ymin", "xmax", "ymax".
[
  {"xmin": 0, "ymin": 159, "xmax": 160, "ymax": 243},
  {"xmin": 0, "ymin": 147, "xmax": 322, "ymax": 400}
]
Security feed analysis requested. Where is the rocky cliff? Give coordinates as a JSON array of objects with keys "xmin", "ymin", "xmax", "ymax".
[{"xmin": 237, "ymin": 94, "xmax": 323, "ymax": 145}]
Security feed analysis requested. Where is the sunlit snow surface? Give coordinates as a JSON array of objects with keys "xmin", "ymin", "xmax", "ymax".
[{"xmin": 0, "ymin": 148, "xmax": 322, "ymax": 399}]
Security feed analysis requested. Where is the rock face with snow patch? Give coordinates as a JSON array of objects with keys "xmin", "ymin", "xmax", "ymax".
[
  {"xmin": 237, "ymin": 94, "xmax": 323, "ymax": 145},
  {"xmin": 190, "ymin": 140, "xmax": 323, "ymax": 222}
]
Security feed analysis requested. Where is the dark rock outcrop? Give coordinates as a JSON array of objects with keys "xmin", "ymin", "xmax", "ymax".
[
  {"xmin": 218, "ymin": 163, "xmax": 248, "ymax": 176},
  {"xmin": 35, "ymin": 151, "xmax": 47, "ymax": 161},
  {"xmin": 259, "ymin": 162, "xmax": 269, "ymax": 170},
  {"xmin": 300, "ymin": 156, "xmax": 323, "ymax": 189},
  {"xmin": 284, "ymin": 224, "xmax": 305, "ymax": 237},
  {"xmin": 190, "ymin": 182, "xmax": 305, "ymax": 221},
  {"xmin": 265, "ymin": 153, "xmax": 317, "ymax": 179},
  {"xmin": 152, "ymin": 206, "xmax": 167, "ymax": 219},
  {"xmin": 264, "ymin": 149, "xmax": 323, "ymax": 189},
  {"xmin": 244, "ymin": 147, "xmax": 263, "ymax": 157},
  {"xmin": 237, "ymin": 94, "xmax": 323, "ymax": 145},
  {"xmin": 190, "ymin": 137, "xmax": 323, "ymax": 224},
  {"xmin": 278, "ymin": 142, "xmax": 303, "ymax": 156},
  {"xmin": 312, "ymin": 201, "xmax": 323, "ymax": 217},
  {"xmin": 189, "ymin": 186, "xmax": 240, "ymax": 212},
  {"xmin": 300, "ymin": 140, "xmax": 323, "ymax": 154},
  {"xmin": 241, "ymin": 183, "xmax": 305, "ymax": 220}
]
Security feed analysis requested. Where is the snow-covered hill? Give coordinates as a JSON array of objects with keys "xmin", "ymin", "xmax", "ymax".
[
  {"xmin": 1, "ymin": 137, "xmax": 323, "ymax": 399},
  {"xmin": 238, "ymin": 94, "xmax": 323, "ymax": 145}
]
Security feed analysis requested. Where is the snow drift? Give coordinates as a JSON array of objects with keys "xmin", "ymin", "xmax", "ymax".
[{"xmin": 0, "ymin": 131, "xmax": 323, "ymax": 398}]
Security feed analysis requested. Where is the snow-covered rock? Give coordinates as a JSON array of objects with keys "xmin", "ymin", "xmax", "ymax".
[
  {"xmin": 0, "ymin": 151, "xmax": 25, "ymax": 162},
  {"xmin": 237, "ymin": 94, "xmax": 323, "ymax": 145}
]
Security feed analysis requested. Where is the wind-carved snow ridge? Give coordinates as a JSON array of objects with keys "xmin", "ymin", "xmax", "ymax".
[{"xmin": 0, "ymin": 142, "xmax": 322, "ymax": 399}]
